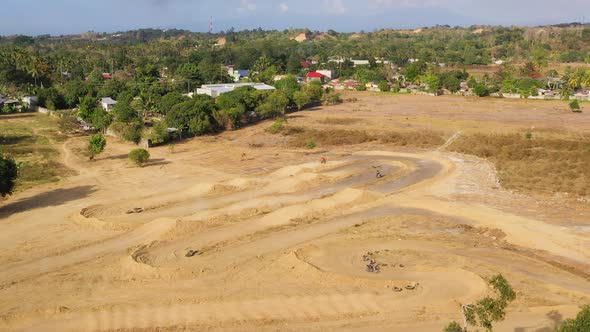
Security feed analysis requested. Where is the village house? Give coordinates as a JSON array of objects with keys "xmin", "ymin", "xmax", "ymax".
[
  {"xmin": 196, "ymin": 83, "xmax": 275, "ymax": 98},
  {"xmin": 306, "ymin": 71, "xmax": 327, "ymax": 83},
  {"xmin": 227, "ymin": 66, "xmax": 249, "ymax": 82},
  {"xmin": 100, "ymin": 97, "xmax": 117, "ymax": 111}
]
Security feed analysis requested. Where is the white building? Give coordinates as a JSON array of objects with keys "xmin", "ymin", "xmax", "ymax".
[
  {"xmin": 316, "ymin": 70, "xmax": 335, "ymax": 80},
  {"xmin": 99, "ymin": 97, "xmax": 117, "ymax": 111},
  {"xmin": 196, "ymin": 83, "xmax": 276, "ymax": 98}
]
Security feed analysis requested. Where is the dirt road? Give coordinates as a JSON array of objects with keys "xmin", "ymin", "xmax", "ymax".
[{"xmin": 1, "ymin": 103, "xmax": 589, "ymax": 331}]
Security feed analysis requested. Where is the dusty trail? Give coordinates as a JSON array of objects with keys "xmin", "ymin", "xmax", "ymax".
[{"xmin": 1, "ymin": 138, "xmax": 589, "ymax": 332}]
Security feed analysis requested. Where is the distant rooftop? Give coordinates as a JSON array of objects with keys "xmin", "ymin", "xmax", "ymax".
[{"xmin": 197, "ymin": 83, "xmax": 276, "ymax": 97}]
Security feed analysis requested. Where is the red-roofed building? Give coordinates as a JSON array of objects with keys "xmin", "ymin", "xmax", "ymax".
[
  {"xmin": 102, "ymin": 73, "xmax": 112, "ymax": 80},
  {"xmin": 306, "ymin": 71, "xmax": 327, "ymax": 83}
]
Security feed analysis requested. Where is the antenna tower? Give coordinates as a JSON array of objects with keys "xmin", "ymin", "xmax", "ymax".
[{"xmin": 209, "ymin": 16, "xmax": 213, "ymax": 34}]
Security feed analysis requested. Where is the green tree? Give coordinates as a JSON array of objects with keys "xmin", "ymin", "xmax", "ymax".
[
  {"xmin": 0, "ymin": 152, "xmax": 18, "ymax": 197},
  {"xmin": 128, "ymin": 148, "xmax": 150, "ymax": 166},
  {"xmin": 112, "ymin": 97, "xmax": 139, "ymax": 123},
  {"xmin": 443, "ymin": 321, "xmax": 463, "ymax": 332},
  {"xmin": 88, "ymin": 134, "xmax": 107, "ymax": 160},
  {"xmin": 378, "ymin": 81, "xmax": 390, "ymax": 92},
  {"xmin": 293, "ymin": 90, "xmax": 312, "ymax": 110},
  {"xmin": 555, "ymin": 305, "xmax": 590, "ymax": 332},
  {"xmin": 158, "ymin": 92, "xmax": 187, "ymax": 115},
  {"xmin": 167, "ymin": 95, "xmax": 216, "ymax": 135},
  {"xmin": 423, "ymin": 74, "xmax": 441, "ymax": 94},
  {"xmin": 405, "ymin": 61, "xmax": 427, "ymax": 82},
  {"xmin": 255, "ymin": 90, "xmax": 289, "ymax": 119},
  {"xmin": 447, "ymin": 274, "xmax": 516, "ymax": 332},
  {"xmin": 150, "ymin": 121, "xmax": 172, "ymax": 144},
  {"xmin": 274, "ymin": 76, "xmax": 301, "ymax": 104}
]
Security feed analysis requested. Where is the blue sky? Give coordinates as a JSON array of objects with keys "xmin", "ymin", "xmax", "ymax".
[{"xmin": 1, "ymin": 0, "xmax": 589, "ymax": 36}]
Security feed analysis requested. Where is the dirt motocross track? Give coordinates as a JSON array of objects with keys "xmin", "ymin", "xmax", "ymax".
[{"xmin": 1, "ymin": 94, "xmax": 590, "ymax": 332}]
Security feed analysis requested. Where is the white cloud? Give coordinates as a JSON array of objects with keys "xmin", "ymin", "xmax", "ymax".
[
  {"xmin": 324, "ymin": 0, "xmax": 347, "ymax": 15},
  {"xmin": 279, "ymin": 3, "xmax": 289, "ymax": 13},
  {"xmin": 367, "ymin": 0, "xmax": 452, "ymax": 9},
  {"xmin": 238, "ymin": 0, "xmax": 257, "ymax": 13}
]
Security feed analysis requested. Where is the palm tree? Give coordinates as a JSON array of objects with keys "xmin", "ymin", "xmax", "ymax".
[{"xmin": 27, "ymin": 55, "xmax": 40, "ymax": 87}]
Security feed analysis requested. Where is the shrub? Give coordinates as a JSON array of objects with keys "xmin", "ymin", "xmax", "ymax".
[
  {"xmin": 324, "ymin": 93, "xmax": 343, "ymax": 105},
  {"xmin": 266, "ymin": 117, "xmax": 287, "ymax": 134},
  {"xmin": 128, "ymin": 148, "xmax": 150, "ymax": 166},
  {"xmin": 443, "ymin": 322, "xmax": 463, "ymax": 332},
  {"xmin": 305, "ymin": 138, "xmax": 317, "ymax": 149},
  {"xmin": 150, "ymin": 121, "xmax": 172, "ymax": 145},
  {"xmin": 569, "ymin": 100, "xmax": 582, "ymax": 112},
  {"xmin": 0, "ymin": 153, "xmax": 18, "ymax": 197},
  {"xmin": 88, "ymin": 134, "xmax": 106, "ymax": 160},
  {"xmin": 378, "ymin": 81, "xmax": 390, "ymax": 92},
  {"xmin": 473, "ymin": 83, "xmax": 490, "ymax": 97},
  {"xmin": 111, "ymin": 122, "xmax": 143, "ymax": 144},
  {"xmin": 525, "ymin": 132, "xmax": 533, "ymax": 140}
]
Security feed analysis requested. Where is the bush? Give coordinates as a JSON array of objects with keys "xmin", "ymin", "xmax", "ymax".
[
  {"xmin": 0, "ymin": 154, "xmax": 18, "ymax": 197},
  {"xmin": 88, "ymin": 134, "xmax": 106, "ymax": 160},
  {"xmin": 473, "ymin": 83, "xmax": 490, "ymax": 97},
  {"xmin": 150, "ymin": 121, "xmax": 172, "ymax": 145},
  {"xmin": 128, "ymin": 148, "xmax": 150, "ymax": 166},
  {"xmin": 443, "ymin": 321, "xmax": 463, "ymax": 332},
  {"xmin": 324, "ymin": 93, "xmax": 343, "ymax": 105},
  {"xmin": 305, "ymin": 138, "xmax": 317, "ymax": 149},
  {"xmin": 378, "ymin": 81, "xmax": 390, "ymax": 92},
  {"xmin": 569, "ymin": 100, "xmax": 582, "ymax": 112},
  {"xmin": 266, "ymin": 117, "xmax": 287, "ymax": 134},
  {"xmin": 111, "ymin": 122, "xmax": 143, "ymax": 144}
]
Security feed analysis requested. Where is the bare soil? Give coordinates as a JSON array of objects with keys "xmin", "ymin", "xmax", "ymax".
[{"xmin": 1, "ymin": 94, "xmax": 589, "ymax": 332}]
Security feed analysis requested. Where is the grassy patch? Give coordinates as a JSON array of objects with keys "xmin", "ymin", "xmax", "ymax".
[
  {"xmin": 449, "ymin": 133, "xmax": 590, "ymax": 196},
  {"xmin": 266, "ymin": 118, "xmax": 288, "ymax": 134},
  {"xmin": 0, "ymin": 114, "xmax": 72, "ymax": 191}
]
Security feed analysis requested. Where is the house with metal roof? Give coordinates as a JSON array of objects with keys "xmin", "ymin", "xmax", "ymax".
[{"xmin": 196, "ymin": 83, "xmax": 275, "ymax": 98}]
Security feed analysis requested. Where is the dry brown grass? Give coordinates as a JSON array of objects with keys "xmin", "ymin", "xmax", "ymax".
[
  {"xmin": 284, "ymin": 127, "xmax": 375, "ymax": 148},
  {"xmin": 317, "ymin": 117, "xmax": 362, "ymax": 125},
  {"xmin": 449, "ymin": 134, "xmax": 590, "ymax": 196},
  {"xmin": 380, "ymin": 131, "xmax": 445, "ymax": 148},
  {"xmin": 282, "ymin": 126, "xmax": 446, "ymax": 149}
]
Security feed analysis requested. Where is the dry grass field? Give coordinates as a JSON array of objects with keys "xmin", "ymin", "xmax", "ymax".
[{"xmin": 1, "ymin": 92, "xmax": 589, "ymax": 332}]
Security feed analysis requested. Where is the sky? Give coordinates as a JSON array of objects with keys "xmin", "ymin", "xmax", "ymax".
[{"xmin": 1, "ymin": 0, "xmax": 590, "ymax": 36}]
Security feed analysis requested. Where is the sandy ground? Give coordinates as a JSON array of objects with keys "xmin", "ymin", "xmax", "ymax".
[{"xmin": 1, "ymin": 95, "xmax": 589, "ymax": 332}]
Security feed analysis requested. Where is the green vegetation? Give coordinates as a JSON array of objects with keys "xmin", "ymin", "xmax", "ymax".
[
  {"xmin": 445, "ymin": 274, "xmax": 515, "ymax": 332},
  {"xmin": 0, "ymin": 114, "xmax": 70, "ymax": 191},
  {"xmin": 569, "ymin": 99, "xmax": 582, "ymax": 112},
  {"xmin": 128, "ymin": 148, "xmax": 150, "ymax": 166},
  {"xmin": 555, "ymin": 305, "xmax": 590, "ymax": 332},
  {"xmin": 88, "ymin": 133, "xmax": 106, "ymax": 160},
  {"xmin": 304, "ymin": 138, "xmax": 317, "ymax": 149},
  {"xmin": 0, "ymin": 151, "xmax": 18, "ymax": 197},
  {"xmin": 266, "ymin": 117, "xmax": 287, "ymax": 134}
]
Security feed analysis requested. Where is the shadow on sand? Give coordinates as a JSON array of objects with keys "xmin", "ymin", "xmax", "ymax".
[
  {"xmin": 0, "ymin": 185, "xmax": 97, "ymax": 218},
  {"xmin": 514, "ymin": 310, "xmax": 563, "ymax": 332}
]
